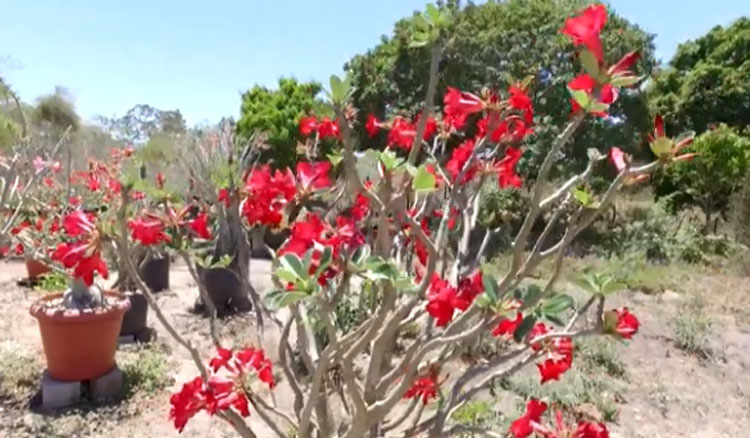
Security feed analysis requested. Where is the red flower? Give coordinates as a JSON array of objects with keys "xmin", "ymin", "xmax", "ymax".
[
  {"xmin": 299, "ymin": 116, "xmax": 318, "ymax": 137},
  {"xmin": 387, "ymin": 117, "xmax": 417, "ymax": 150},
  {"xmin": 52, "ymin": 241, "xmax": 109, "ymax": 286},
  {"xmin": 205, "ymin": 375, "xmax": 249, "ymax": 416},
  {"xmin": 444, "ymin": 87, "xmax": 484, "ymax": 118},
  {"xmin": 296, "ymin": 161, "xmax": 332, "ymax": 191},
  {"xmin": 417, "ymin": 114, "xmax": 438, "ymax": 140},
  {"xmin": 217, "ymin": 188, "xmax": 231, "ymax": 207},
  {"xmin": 403, "ymin": 375, "xmax": 438, "ymax": 405},
  {"xmin": 576, "ymin": 422, "xmax": 610, "ymax": 438},
  {"xmin": 156, "ymin": 172, "xmax": 165, "ymax": 189},
  {"xmin": 63, "ymin": 211, "xmax": 96, "ymax": 237},
  {"xmin": 561, "ymin": 4, "xmax": 607, "ymax": 62},
  {"xmin": 365, "ymin": 114, "xmax": 380, "ymax": 138},
  {"xmin": 536, "ymin": 337, "xmax": 574, "ymax": 384},
  {"xmin": 510, "ymin": 399, "xmax": 548, "ymax": 438},
  {"xmin": 13, "ymin": 243, "xmax": 24, "ymax": 256},
  {"xmin": 129, "ymin": 217, "xmax": 171, "ymax": 246},
  {"xmin": 188, "ymin": 212, "xmax": 212, "ymax": 240},
  {"xmin": 492, "ymin": 312, "xmax": 523, "ymax": 337},
  {"xmin": 456, "ymin": 270, "xmax": 484, "ymax": 307},
  {"xmin": 508, "ymin": 85, "xmax": 534, "ymax": 124},
  {"xmin": 608, "ymin": 51, "xmax": 640, "ymax": 75},
  {"xmin": 426, "ymin": 274, "xmax": 470, "ymax": 327},
  {"xmin": 446, "ymin": 138, "xmax": 478, "ymax": 183},
  {"xmin": 608, "ymin": 147, "xmax": 627, "ymax": 172},
  {"xmin": 169, "ymin": 377, "xmax": 207, "ymax": 432},
  {"xmin": 496, "ymin": 147, "xmax": 523, "ymax": 188},
  {"xmin": 317, "ymin": 117, "xmax": 340, "ymax": 139},
  {"xmin": 235, "ymin": 347, "xmax": 275, "ymax": 388},
  {"xmin": 605, "ymin": 307, "xmax": 639, "ymax": 339},
  {"xmin": 0, "ymin": 246, "xmax": 9, "ymax": 257},
  {"xmin": 87, "ymin": 173, "xmax": 101, "ymax": 192},
  {"xmin": 568, "ymin": 74, "xmax": 618, "ymax": 116},
  {"xmin": 243, "ymin": 166, "xmax": 297, "ymax": 227},
  {"xmin": 208, "ymin": 347, "xmax": 234, "ymax": 373}
]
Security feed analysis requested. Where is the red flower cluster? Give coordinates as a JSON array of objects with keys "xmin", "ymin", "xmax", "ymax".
[
  {"xmin": 129, "ymin": 217, "xmax": 171, "ymax": 246},
  {"xmin": 425, "ymin": 270, "xmax": 484, "ymax": 327},
  {"xmin": 170, "ymin": 346, "xmax": 274, "ymax": 433},
  {"xmin": 299, "ymin": 116, "xmax": 340, "ymax": 139},
  {"xmin": 403, "ymin": 375, "xmax": 439, "ymax": 405},
  {"xmin": 241, "ymin": 165, "xmax": 297, "ymax": 227},
  {"xmin": 604, "ymin": 307, "xmax": 640, "ymax": 339},
  {"xmin": 52, "ymin": 211, "xmax": 108, "ymax": 286},
  {"xmin": 510, "ymin": 399, "xmax": 610, "ymax": 438},
  {"xmin": 385, "ymin": 116, "xmax": 437, "ymax": 151}
]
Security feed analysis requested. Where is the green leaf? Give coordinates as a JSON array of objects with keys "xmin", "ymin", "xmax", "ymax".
[
  {"xmin": 274, "ymin": 268, "xmax": 299, "ymax": 283},
  {"xmin": 588, "ymin": 102, "xmax": 610, "ymax": 114},
  {"xmin": 327, "ymin": 150, "xmax": 344, "ymax": 167},
  {"xmin": 265, "ymin": 290, "xmax": 307, "ymax": 309},
  {"xmin": 541, "ymin": 294, "xmax": 574, "ymax": 316},
  {"xmin": 329, "ymin": 74, "xmax": 351, "ymax": 103},
  {"xmin": 573, "ymin": 188, "xmax": 594, "ymax": 208},
  {"xmin": 569, "ymin": 88, "xmax": 590, "ymax": 109},
  {"xmin": 519, "ymin": 284, "xmax": 543, "ymax": 310},
  {"xmin": 481, "ymin": 273, "xmax": 499, "ymax": 304},
  {"xmin": 413, "ymin": 165, "xmax": 436, "ymax": 192},
  {"xmin": 379, "ymin": 150, "xmax": 404, "ymax": 170},
  {"xmin": 609, "ymin": 75, "xmax": 641, "ymax": 88},
  {"xmin": 425, "ymin": 4, "xmax": 441, "ymax": 24},
  {"xmin": 574, "ymin": 273, "xmax": 600, "ymax": 294},
  {"xmin": 514, "ymin": 315, "xmax": 537, "ymax": 343},
  {"xmin": 313, "ymin": 246, "xmax": 333, "ymax": 280},
  {"xmin": 280, "ymin": 253, "xmax": 306, "ymax": 279},
  {"xmin": 579, "ymin": 50, "xmax": 601, "ymax": 77},
  {"xmin": 409, "ymin": 31, "xmax": 430, "ymax": 48}
]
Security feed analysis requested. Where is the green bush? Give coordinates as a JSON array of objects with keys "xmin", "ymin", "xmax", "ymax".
[{"xmin": 652, "ymin": 125, "xmax": 750, "ymax": 231}]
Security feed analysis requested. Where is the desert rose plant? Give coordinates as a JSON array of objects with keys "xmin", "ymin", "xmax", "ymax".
[{"xmin": 103, "ymin": 4, "xmax": 693, "ymax": 437}]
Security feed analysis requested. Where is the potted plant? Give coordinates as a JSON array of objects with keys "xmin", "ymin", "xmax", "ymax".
[{"xmin": 29, "ymin": 210, "xmax": 130, "ymax": 381}]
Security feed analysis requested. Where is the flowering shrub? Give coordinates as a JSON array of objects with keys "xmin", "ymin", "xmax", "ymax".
[
  {"xmin": 4, "ymin": 3, "xmax": 695, "ymax": 437},
  {"xmin": 137, "ymin": 4, "xmax": 699, "ymax": 437}
]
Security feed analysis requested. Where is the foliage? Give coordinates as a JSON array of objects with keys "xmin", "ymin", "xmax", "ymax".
[
  {"xmin": 345, "ymin": 0, "xmax": 656, "ymax": 175},
  {"xmin": 34, "ymin": 271, "xmax": 69, "ymax": 292},
  {"xmin": 236, "ymin": 78, "xmax": 327, "ymax": 169},
  {"xmin": 121, "ymin": 346, "xmax": 173, "ymax": 398},
  {"xmin": 731, "ymin": 168, "xmax": 750, "ymax": 247},
  {"xmin": 32, "ymin": 87, "xmax": 80, "ymax": 132},
  {"xmin": 652, "ymin": 125, "xmax": 750, "ymax": 228},
  {"xmin": 648, "ymin": 18, "xmax": 750, "ymax": 134},
  {"xmin": 670, "ymin": 296, "xmax": 713, "ymax": 356}
]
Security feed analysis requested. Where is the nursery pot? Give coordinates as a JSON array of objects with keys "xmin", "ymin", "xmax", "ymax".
[
  {"xmin": 25, "ymin": 258, "xmax": 52, "ymax": 280},
  {"xmin": 30, "ymin": 291, "xmax": 130, "ymax": 382},
  {"xmin": 200, "ymin": 267, "xmax": 252, "ymax": 316},
  {"xmin": 139, "ymin": 256, "xmax": 170, "ymax": 292},
  {"xmin": 120, "ymin": 292, "xmax": 148, "ymax": 336}
]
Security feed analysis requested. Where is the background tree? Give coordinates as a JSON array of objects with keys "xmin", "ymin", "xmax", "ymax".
[
  {"xmin": 648, "ymin": 18, "xmax": 750, "ymax": 134},
  {"xmin": 345, "ymin": 0, "xmax": 656, "ymax": 175},
  {"xmin": 235, "ymin": 78, "xmax": 327, "ymax": 169},
  {"xmin": 652, "ymin": 125, "xmax": 750, "ymax": 231}
]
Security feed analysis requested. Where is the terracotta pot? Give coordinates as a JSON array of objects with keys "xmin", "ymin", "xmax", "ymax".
[
  {"xmin": 25, "ymin": 258, "xmax": 52, "ymax": 280},
  {"xmin": 120, "ymin": 293, "xmax": 148, "ymax": 336},
  {"xmin": 139, "ymin": 257, "xmax": 170, "ymax": 292},
  {"xmin": 30, "ymin": 291, "xmax": 130, "ymax": 382}
]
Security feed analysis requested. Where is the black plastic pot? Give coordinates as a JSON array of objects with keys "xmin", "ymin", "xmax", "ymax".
[
  {"xmin": 139, "ymin": 257, "xmax": 170, "ymax": 292},
  {"xmin": 198, "ymin": 267, "xmax": 252, "ymax": 317},
  {"xmin": 120, "ymin": 293, "xmax": 148, "ymax": 336}
]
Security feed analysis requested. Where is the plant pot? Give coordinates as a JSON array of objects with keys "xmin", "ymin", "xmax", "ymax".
[
  {"xmin": 30, "ymin": 291, "xmax": 130, "ymax": 382},
  {"xmin": 199, "ymin": 267, "xmax": 252, "ymax": 317},
  {"xmin": 139, "ymin": 257, "xmax": 170, "ymax": 292},
  {"xmin": 25, "ymin": 258, "xmax": 52, "ymax": 280},
  {"xmin": 264, "ymin": 228, "xmax": 289, "ymax": 251},
  {"xmin": 120, "ymin": 293, "xmax": 148, "ymax": 336}
]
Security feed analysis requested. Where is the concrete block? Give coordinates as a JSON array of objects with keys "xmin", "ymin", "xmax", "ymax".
[
  {"xmin": 41, "ymin": 370, "xmax": 81, "ymax": 410},
  {"xmin": 89, "ymin": 366, "xmax": 123, "ymax": 401},
  {"xmin": 118, "ymin": 334, "xmax": 136, "ymax": 345}
]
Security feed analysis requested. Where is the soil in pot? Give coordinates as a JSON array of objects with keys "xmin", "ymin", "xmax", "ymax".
[
  {"xmin": 120, "ymin": 293, "xmax": 148, "ymax": 336},
  {"xmin": 30, "ymin": 291, "xmax": 130, "ymax": 382},
  {"xmin": 25, "ymin": 258, "xmax": 52, "ymax": 280},
  {"xmin": 139, "ymin": 257, "xmax": 170, "ymax": 292},
  {"xmin": 196, "ymin": 267, "xmax": 252, "ymax": 317}
]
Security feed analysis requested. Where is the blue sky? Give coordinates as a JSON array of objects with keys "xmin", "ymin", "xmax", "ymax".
[{"xmin": 1, "ymin": 0, "xmax": 747, "ymax": 125}]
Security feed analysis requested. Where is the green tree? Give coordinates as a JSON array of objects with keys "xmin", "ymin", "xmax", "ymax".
[
  {"xmin": 345, "ymin": 0, "xmax": 656, "ymax": 175},
  {"xmin": 236, "ymin": 78, "xmax": 326, "ymax": 169},
  {"xmin": 652, "ymin": 125, "xmax": 750, "ymax": 231},
  {"xmin": 648, "ymin": 18, "xmax": 750, "ymax": 135}
]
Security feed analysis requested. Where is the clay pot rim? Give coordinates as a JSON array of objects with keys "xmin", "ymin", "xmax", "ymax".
[{"xmin": 30, "ymin": 291, "xmax": 131, "ymax": 323}]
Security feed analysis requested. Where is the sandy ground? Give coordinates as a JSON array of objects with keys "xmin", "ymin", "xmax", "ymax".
[{"xmin": 0, "ymin": 259, "xmax": 749, "ymax": 437}]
